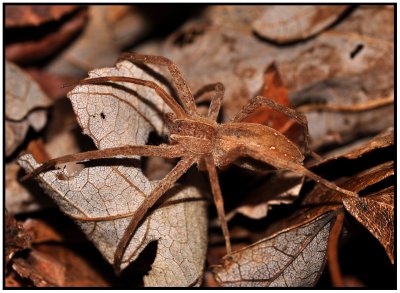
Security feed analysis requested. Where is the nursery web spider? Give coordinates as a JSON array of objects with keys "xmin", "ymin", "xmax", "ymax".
[{"xmin": 23, "ymin": 53, "xmax": 357, "ymax": 273}]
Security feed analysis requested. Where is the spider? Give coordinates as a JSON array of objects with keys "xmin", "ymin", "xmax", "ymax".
[{"xmin": 22, "ymin": 52, "xmax": 357, "ymax": 273}]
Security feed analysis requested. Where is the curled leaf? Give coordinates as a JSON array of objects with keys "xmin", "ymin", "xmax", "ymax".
[
  {"xmin": 6, "ymin": 61, "xmax": 52, "ymax": 156},
  {"xmin": 252, "ymin": 5, "xmax": 350, "ymax": 43}
]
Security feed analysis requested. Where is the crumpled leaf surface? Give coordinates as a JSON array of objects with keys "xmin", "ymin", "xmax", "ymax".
[
  {"xmin": 252, "ymin": 5, "xmax": 349, "ymax": 43},
  {"xmin": 211, "ymin": 212, "xmax": 335, "ymax": 287},
  {"xmin": 6, "ymin": 61, "xmax": 52, "ymax": 156},
  {"xmin": 18, "ymin": 60, "xmax": 208, "ymax": 286}
]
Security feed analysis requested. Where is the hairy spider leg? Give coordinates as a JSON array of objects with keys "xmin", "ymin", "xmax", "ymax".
[
  {"xmin": 193, "ymin": 82, "xmax": 225, "ymax": 121},
  {"xmin": 119, "ymin": 52, "xmax": 197, "ymax": 116},
  {"xmin": 204, "ymin": 156, "xmax": 232, "ymax": 255},
  {"xmin": 77, "ymin": 76, "xmax": 187, "ymax": 119},
  {"xmin": 21, "ymin": 145, "xmax": 185, "ymax": 181},
  {"xmin": 114, "ymin": 157, "xmax": 197, "ymax": 273},
  {"xmin": 236, "ymin": 146, "xmax": 358, "ymax": 197}
]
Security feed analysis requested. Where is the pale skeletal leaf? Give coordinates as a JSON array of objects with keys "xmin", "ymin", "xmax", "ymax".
[
  {"xmin": 18, "ymin": 59, "xmax": 208, "ymax": 286},
  {"xmin": 210, "ymin": 212, "xmax": 335, "ymax": 287}
]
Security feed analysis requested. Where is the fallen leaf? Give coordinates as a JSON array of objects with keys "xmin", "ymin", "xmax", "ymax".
[
  {"xmin": 19, "ymin": 60, "xmax": 208, "ymax": 286},
  {"xmin": 5, "ymin": 210, "xmax": 32, "ymax": 267},
  {"xmin": 343, "ymin": 186, "xmax": 394, "ymax": 263},
  {"xmin": 12, "ymin": 244, "xmax": 113, "ymax": 287},
  {"xmin": 5, "ymin": 5, "xmax": 79, "ymax": 27},
  {"xmin": 6, "ymin": 61, "xmax": 52, "ymax": 156},
  {"xmin": 45, "ymin": 6, "xmax": 160, "ymax": 77},
  {"xmin": 252, "ymin": 5, "xmax": 350, "ymax": 43},
  {"xmin": 5, "ymin": 162, "xmax": 54, "ymax": 214},
  {"xmin": 12, "ymin": 250, "xmax": 66, "ymax": 287},
  {"xmin": 210, "ymin": 212, "xmax": 335, "ymax": 287},
  {"xmin": 6, "ymin": 9, "xmax": 87, "ymax": 64}
]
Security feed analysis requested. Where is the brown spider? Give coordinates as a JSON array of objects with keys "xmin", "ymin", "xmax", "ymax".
[{"xmin": 22, "ymin": 52, "xmax": 357, "ymax": 273}]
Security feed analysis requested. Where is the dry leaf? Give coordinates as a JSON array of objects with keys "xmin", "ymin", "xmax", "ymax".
[
  {"xmin": 6, "ymin": 9, "xmax": 87, "ymax": 64},
  {"xmin": 5, "ymin": 210, "xmax": 32, "ymax": 267},
  {"xmin": 45, "ymin": 6, "xmax": 155, "ymax": 77},
  {"xmin": 5, "ymin": 5, "xmax": 79, "ymax": 27},
  {"xmin": 12, "ymin": 250, "xmax": 66, "ymax": 287},
  {"xmin": 19, "ymin": 60, "xmax": 208, "ymax": 286},
  {"xmin": 6, "ymin": 61, "xmax": 52, "ymax": 156},
  {"xmin": 343, "ymin": 186, "xmax": 394, "ymax": 263},
  {"xmin": 6, "ymin": 162, "xmax": 54, "ymax": 214},
  {"xmin": 210, "ymin": 212, "xmax": 335, "ymax": 287},
  {"xmin": 252, "ymin": 5, "xmax": 349, "ymax": 43},
  {"xmin": 12, "ymin": 244, "xmax": 112, "ymax": 287}
]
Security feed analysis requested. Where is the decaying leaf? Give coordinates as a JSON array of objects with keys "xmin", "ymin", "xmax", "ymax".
[
  {"xmin": 13, "ymin": 244, "xmax": 112, "ymax": 287},
  {"xmin": 6, "ymin": 9, "xmax": 87, "ymax": 64},
  {"xmin": 12, "ymin": 249, "xmax": 66, "ymax": 287},
  {"xmin": 252, "ymin": 5, "xmax": 350, "ymax": 43},
  {"xmin": 46, "ymin": 6, "xmax": 157, "ymax": 77},
  {"xmin": 5, "ymin": 210, "xmax": 32, "ymax": 267},
  {"xmin": 18, "ymin": 59, "xmax": 208, "ymax": 286},
  {"xmin": 343, "ymin": 186, "xmax": 394, "ymax": 263},
  {"xmin": 6, "ymin": 61, "xmax": 52, "ymax": 156},
  {"xmin": 5, "ymin": 5, "xmax": 79, "ymax": 27},
  {"xmin": 211, "ymin": 212, "xmax": 335, "ymax": 287}
]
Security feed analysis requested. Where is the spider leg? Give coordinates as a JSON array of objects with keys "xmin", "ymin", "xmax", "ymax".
[
  {"xmin": 21, "ymin": 145, "xmax": 185, "ymax": 181},
  {"xmin": 204, "ymin": 156, "xmax": 232, "ymax": 255},
  {"xmin": 233, "ymin": 96, "xmax": 311, "ymax": 154},
  {"xmin": 236, "ymin": 146, "xmax": 358, "ymax": 197},
  {"xmin": 193, "ymin": 83, "xmax": 225, "ymax": 121},
  {"xmin": 114, "ymin": 156, "xmax": 197, "ymax": 273},
  {"xmin": 78, "ymin": 76, "xmax": 187, "ymax": 119},
  {"xmin": 118, "ymin": 52, "xmax": 197, "ymax": 116}
]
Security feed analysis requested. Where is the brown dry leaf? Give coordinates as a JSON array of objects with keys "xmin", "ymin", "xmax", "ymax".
[
  {"xmin": 45, "ymin": 6, "xmax": 155, "ymax": 77},
  {"xmin": 343, "ymin": 186, "xmax": 394, "ymax": 263},
  {"xmin": 6, "ymin": 9, "xmax": 87, "ymax": 64},
  {"xmin": 252, "ymin": 5, "xmax": 349, "ymax": 43},
  {"xmin": 18, "ymin": 60, "xmax": 208, "ymax": 286},
  {"xmin": 5, "ymin": 210, "xmax": 32, "ymax": 267},
  {"xmin": 210, "ymin": 212, "xmax": 335, "ymax": 287},
  {"xmin": 5, "ymin": 61, "xmax": 52, "ymax": 156},
  {"xmin": 5, "ymin": 5, "xmax": 79, "ymax": 27},
  {"xmin": 12, "ymin": 250, "xmax": 66, "ymax": 287},
  {"xmin": 12, "ymin": 244, "xmax": 112, "ymax": 287}
]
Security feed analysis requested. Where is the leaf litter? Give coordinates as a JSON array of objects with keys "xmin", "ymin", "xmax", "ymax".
[{"xmin": 5, "ymin": 4, "xmax": 394, "ymax": 288}]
